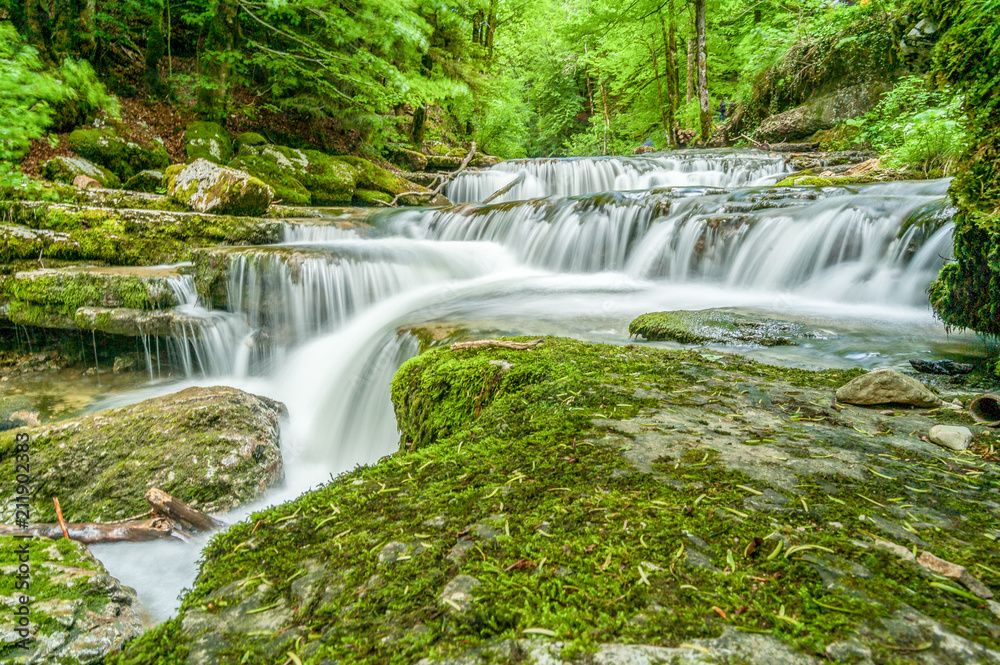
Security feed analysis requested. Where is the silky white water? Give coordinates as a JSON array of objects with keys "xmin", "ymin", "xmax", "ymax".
[{"xmin": 87, "ymin": 151, "xmax": 979, "ymax": 621}]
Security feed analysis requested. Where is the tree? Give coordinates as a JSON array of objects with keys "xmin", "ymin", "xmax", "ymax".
[{"xmin": 694, "ymin": 0, "xmax": 710, "ymax": 141}]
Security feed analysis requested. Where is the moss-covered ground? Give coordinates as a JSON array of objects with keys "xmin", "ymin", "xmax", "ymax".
[{"xmin": 111, "ymin": 337, "xmax": 1000, "ymax": 664}]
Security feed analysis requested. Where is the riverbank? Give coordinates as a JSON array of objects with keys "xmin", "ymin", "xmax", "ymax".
[{"xmin": 108, "ymin": 336, "xmax": 1000, "ymax": 664}]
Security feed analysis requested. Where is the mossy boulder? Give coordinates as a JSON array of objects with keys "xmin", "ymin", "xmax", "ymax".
[
  {"xmin": 629, "ymin": 310, "xmax": 811, "ymax": 346},
  {"xmin": 0, "ymin": 386, "xmax": 286, "ymax": 524},
  {"xmin": 111, "ymin": 338, "xmax": 999, "ymax": 665},
  {"xmin": 390, "ymin": 147, "xmax": 428, "ymax": 171},
  {"xmin": 184, "ymin": 121, "xmax": 233, "ymax": 164},
  {"xmin": 2, "ymin": 201, "xmax": 283, "ymax": 266},
  {"xmin": 754, "ymin": 81, "xmax": 892, "ymax": 143},
  {"xmin": 231, "ymin": 143, "xmax": 448, "ymax": 207},
  {"xmin": 233, "ymin": 132, "xmax": 267, "ymax": 154},
  {"xmin": 1, "ymin": 267, "xmax": 178, "ymax": 319},
  {"xmin": 0, "ymin": 536, "xmax": 144, "ymax": 664},
  {"xmin": 166, "ymin": 159, "xmax": 274, "ymax": 216},
  {"xmin": 40, "ymin": 156, "xmax": 121, "ymax": 189},
  {"xmin": 122, "ymin": 169, "xmax": 164, "ymax": 193},
  {"xmin": 67, "ymin": 129, "xmax": 170, "ymax": 180}
]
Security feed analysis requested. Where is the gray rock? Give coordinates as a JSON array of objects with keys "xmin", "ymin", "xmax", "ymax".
[
  {"xmin": 928, "ymin": 425, "xmax": 973, "ymax": 451},
  {"xmin": 166, "ymin": 158, "xmax": 273, "ymax": 216},
  {"xmin": 0, "ymin": 537, "xmax": 143, "ymax": 664},
  {"xmin": 439, "ymin": 575, "xmax": 480, "ymax": 613},
  {"xmin": 825, "ymin": 638, "xmax": 873, "ymax": 664},
  {"xmin": 836, "ymin": 368, "xmax": 942, "ymax": 408},
  {"xmin": 41, "ymin": 155, "xmax": 121, "ymax": 189}
]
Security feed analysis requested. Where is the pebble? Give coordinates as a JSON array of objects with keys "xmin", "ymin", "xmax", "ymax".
[{"xmin": 928, "ymin": 425, "xmax": 973, "ymax": 451}]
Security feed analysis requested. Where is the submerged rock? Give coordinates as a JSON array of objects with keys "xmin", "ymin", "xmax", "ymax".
[
  {"xmin": 629, "ymin": 310, "xmax": 808, "ymax": 346},
  {"xmin": 0, "ymin": 386, "xmax": 286, "ymax": 523},
  {"xmin": 41, "ymin": 155, "xmax": 121, "ymax": 189},
  {"xmin": 166, "ymin": 159, "xmax": 274, "ymax": 217},
  {"xmin": 836, "ymin": 368, "xmax": 943, "ymax": 408},
  {"xmin": 0, "ymin": 536, "xmax": 144, "ymax": 664}
]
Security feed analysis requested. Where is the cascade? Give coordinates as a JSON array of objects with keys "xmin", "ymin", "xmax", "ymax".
[
  {"xmin": 99, "ymin": 152, "xmax": 967, "ymax": 620},
  {"xmin": 445, "ymin": 151, "xmax": 788, "ymax": 203}
]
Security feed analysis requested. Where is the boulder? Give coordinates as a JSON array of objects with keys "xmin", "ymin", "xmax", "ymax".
[
  {"xmin": 72, "ymin": 175, "xmax": 102, "ymax": 189},
  {"xmin": 391, "ymin": 147, "xmax": 428, "ymax": 171},
  {"xmin": 0, "ymin": 536, "xmax": 144, "ymax": 663},
  {"xmin": 166, "ymin": 159, "xmax": 274, "ymax": 216},
  {"xmin": 628, "ymin": 310, "xmax": 812, "ymax": 347},
  {"xmin": 755, "ymin": 82, "xmax": 892, "ymax": 143},
  {"xmin": 123, "ymin": 169, "xmax": 165, "ymax": 193},
  {"xmin": 232, "ymin": 132, "xmax": 267, "ymax": 154},
  {"xmin": 67, "ymin": 128, "xmax": 170, "ymax": 180},
  {"xmin": 230, "ymin": 144, "xmax": 448, "ymax": 207},
  {"xmin": 184, "ymin": 121, "xmax": 233, "ymax": 164},
  {"xmin": 835, "ymin": 368, "xmax": 943, "ymax": 408},
  {"xmin": 41, "ymin": 155, "xmax": 121, "ymax": 189},
  {"xmin": 928, "ymin": 425, "xmax": 973, "ymax": 451},
  {"xmin": 0, "ymin": 386, "xmax": 286, "ymax": 523}
]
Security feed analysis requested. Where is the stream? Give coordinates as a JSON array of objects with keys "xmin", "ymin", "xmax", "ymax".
[{"xmin": 84, "ymin": 150, "xmax": 982, "ymax": 622}]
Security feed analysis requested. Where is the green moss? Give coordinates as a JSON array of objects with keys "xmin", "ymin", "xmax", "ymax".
[
  {"xmin": 40, "ymin": 155, "xmax": 121, "ymax": 188},
  {"xmin": 114, "ymin": 338, "xmax": 997, "ymax": 664},
  {"xmin": 228, "ymin": 154, "xmax": 311, "ymax": 206},
  {"xmin": 233, "ymin": 132, "xmax": 267, "ymax": 153},
  {"xmin": 123, "ymin": 169, "xmax": 165, "ymax": 193},
  {"xmin": 1, "ymin": 271, "xmax": 176, "ymax": 318},
  {"xmin": 68, "ymin": 128, "xmax": 170, "ymax": 180},
  {"xmin": 629, "ymin": 310, "xmax": 804, "ymax": 346},
  {"xmin": 0, "ymin": 386, "xmax": 284, "ymax": 523},
  {"xmin": 185, "ymin": 121, "xmax": 233, "ymax": 164}
]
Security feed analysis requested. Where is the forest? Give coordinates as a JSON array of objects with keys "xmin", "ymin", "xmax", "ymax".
[{"xmin": 2, "ymin": 1, "xmax": 1000, "ymax": 664}]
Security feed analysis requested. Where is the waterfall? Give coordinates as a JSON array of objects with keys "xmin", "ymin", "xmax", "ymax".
[{"xmin": 445, "ymin": 151, "xmax": 788, "ymax": 203}]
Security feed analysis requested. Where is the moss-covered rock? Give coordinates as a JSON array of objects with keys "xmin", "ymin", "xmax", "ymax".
[
  {"xmin": 0, "ymin": 386, "xmax": 286, "ymax": 523},
  {"xmin": 629, "ymin": 310, "xmax": 811, "ymax": 346},
  {"xmin": 389, "ymin": 147, "xmax": 428, "ymax": 171},
  {"xmin": 166, "ymin": 159, "xmax": 274, "ymax": 216},
  {"xmin": 184, "ymin": 121, "xmax": 234, "ymax": 164},
  {"xmin": 40, "ymin": 155, "xmax": 121, "ymax": 189},
  {"xmin": 110, "ymin": 338, "xmax": 1000, "ymax": 665},
  {"xmin": 67, "ymin": 128, "xmax": 170, "ymax": 180},
  {"xmin": 122, "ymin": 169, "xmax": 165, "ymax": 193},
  {"xmin": 231, "ymin": 143, "xmax": 448, "ymax": 207},
  {"xmin": 2, "ymin": 201, "xmax": 284, "ymax": 265},
  {"xmin": 0, "ymin": 224, "xmax": 83, "ymax": 264},
  {"xmin": 233, "ymin": 132, "xmax": 267, "ymax": 154},
  {"xmin": 0, "ymin": 536, "xmax": 144, "ymax": 664},
  {"xmin": 2, "ymin": 267, "xmax": 178, "ymax": 317}
]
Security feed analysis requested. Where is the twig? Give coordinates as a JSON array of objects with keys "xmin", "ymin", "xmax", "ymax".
[
  {"xmin": 451, "ymin": 339, "xmax": 544, "ymax": 351},
  {"xmin": 740, "ymin": 133, "xmax": 770, "ymax": 150},
  {"xmin": 378, "ymin": 142, "xmax": 477, "ymax": 208},
  {"xmin": 482, "ymin": 171, "xmax": 526, "ymax": 205},
  {"xmin": 53, "ymin": 498, "xmax": 70, "ymax": 540}
]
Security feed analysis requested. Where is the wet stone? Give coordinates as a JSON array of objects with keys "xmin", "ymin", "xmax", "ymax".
[{"xmin": 439, "ymin": 575, "xmax": 480, "ymax": 613}]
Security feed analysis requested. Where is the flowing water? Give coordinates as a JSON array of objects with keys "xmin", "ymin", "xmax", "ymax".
[{"xmin": 87, "ymin": 150, "xmax": 980, "ymax": 621}]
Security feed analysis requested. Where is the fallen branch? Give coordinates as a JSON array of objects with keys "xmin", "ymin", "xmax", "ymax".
[
  {"xmin": 0, "ymin": 517, "xmax": 177, "ymax": 544},
  {"xmin": 740, "ymin": 133, "xmax": 770, "ymax": 151},
  {"xmin": 0, "ymin": 488, "xmax": 223, "ymax": 545},
  {"xmin": 451, "ymin": 339, "xmax": 544, "ymax": 351},
  {"xmin": 377, "ymin": 141, "xmax": 477, "ymax": 208},
  {"xmin": 482, "ymin": 171, "xmax": 526, "ymax": 205},
  {"xmin": 145, "ymin": 488, "xmax": 224, "ymax": 532}
]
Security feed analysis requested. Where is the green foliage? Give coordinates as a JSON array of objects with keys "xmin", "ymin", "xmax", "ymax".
[
  {"xmin": 0, "ymin": 22, "xmax": 116, "ymax": 163},
  {"xmin": 828, "ymin": 76, "xmax": 967, "ymax": 173},
  {"xmin": 472, "ymin": 75, "xmax": 531, "ymax": 159}
]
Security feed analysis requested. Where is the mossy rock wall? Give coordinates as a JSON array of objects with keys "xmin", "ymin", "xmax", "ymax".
[
  {"xmin": 111, "ymin": 338, "xmax": 999, "ymax": 665},
  {"xmin": 0, "ymin": 386, "xmax": 286, "ymax": 523}
]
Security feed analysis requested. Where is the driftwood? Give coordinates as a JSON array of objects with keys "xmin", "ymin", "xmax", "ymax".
[
  {"xmin": 145, "ymin": 488, "xmax": 224, "ymax": 532},
  {"xmin": 378, "ymin": 141, "xmax": 477, "ymax": 208},
  {"xmin": 739, "ymin": 133, "xmax": 770, "ymax": 150},
  {"xmin": 482, "ymin": 171, "xmax": 526, "ymax": 205},
  {"xmin": 0, "ymin": 517, "xmax": 176, "ymax": 544},
  {"xmin": 451, "ymin": 339, "xmax": 544, "ymax": 351},
  {"xmin": 0, "ymin": 488, "xmax": 224, "ymax": 544}
]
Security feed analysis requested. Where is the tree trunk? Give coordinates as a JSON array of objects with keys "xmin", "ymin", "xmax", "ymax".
[
  {"xmin": 686, "ymin": 37, "xmax": 695, "ymax": 105},
  {"xmin": 51, "ymin": 0, "xmax": 96, "ymax": 60},
  {"xmin": 144, "ymin": 1, "xmax": 166, "ymax": 94},
  {"xmin": 584, "ymin": 43, "xmax": 596, "ymax": 117},
  {"xmin": 486, "ymin": 0, "xmax": 496, "ymax": 59},
  {"xmin": 22, "ymin": 0, "xmax": 51, "ymax": 62},
  {"xmin": 411, "ymin": 106, "xmax": 427, "ymax": 145},
  {"xmin": 648, "ymin": 40, "xmax": 669, "ymax": 146},
  {"xmin": 196, "ymin": 0, "xmax": 239, "ymax": 121},
  {"xmin": 695, "ymin": 0, "xmax": 711, "ymax": 143},
  {"xmin": 0, "ymin": 518, "xmax": 176, "ymax": 544},
  {"xmin": 660, "ymin": 5, "xmax": 679, "ymax": 148},
  {"xmin": 599, "ymin": 75, "xmax": 611, "ymax": 155}
]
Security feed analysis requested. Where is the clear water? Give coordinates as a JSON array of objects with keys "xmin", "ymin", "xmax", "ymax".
[{"xmin": 86, "ymin": 151, "xmax": 980, "ymax": 622}]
